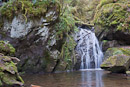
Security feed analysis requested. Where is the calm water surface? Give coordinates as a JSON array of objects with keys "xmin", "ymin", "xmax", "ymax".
[{"xmin": 23, "ymin": 69, "xmax": 130, "ymax": 87}]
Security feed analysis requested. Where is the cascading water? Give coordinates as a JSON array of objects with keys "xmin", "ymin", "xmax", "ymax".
[{"xmin": 75, "ymin": 27, "xmax": 103, "ymax": 69}]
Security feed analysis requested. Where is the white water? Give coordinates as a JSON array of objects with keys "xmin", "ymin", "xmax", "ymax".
[{"xmin": 75, "ymin": 27, "xmax": 103, "ymax": 69}]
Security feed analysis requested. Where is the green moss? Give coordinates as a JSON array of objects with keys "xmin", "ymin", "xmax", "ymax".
[
  {"xmin": 0, "ymin": 0, "xmax": 59, "ymax": 21},
  {"xmin": 71, "ymin": 0, "xmax": 99, "ymax": 24},
  {"xmin": 96, "ymin": 0, "xmax": 114, "ymax": 9},
  {"xmin": 0, "ymin": 72, "xmax": 4, "ymax": 78},
  {"xmin": 17, "ymin": 75, "xmax": 24, "ymax": 84},
  {"xmin": 5, "ymin": 61, "xmax": 18, "ymax": 74},
  {"xmin": 108, "ymin": 56, "xmax": 116, "ymax": 65},
  {"xmin": 2, "ymin": 74, "xmax": 17, "ymax": 85},
  {"xmin": 0, "ymin": 54, "xmax": 24, "ymax": 86},
  {"xmin": 100, "ymin": 63, "xmax": 108, "ymax": 67},
  {"xmin": 103, "ymin": 40, "xmax": 108, "ymax": 43},
  {"xmin": 0, "ymin": 80, "xmax": 2, "ymax": 86},
  {"xmin": 101, "ymin": 54, "xmax": 130, "ymax": 69},
  {"xmin": 52, "ymin": 0, "xmax": 78, "ymax": 70},
  {"xmin": 107, "ymin": 47, "xmax": 130, "ymax": 56},
  {"xmin": 120, "ymin": 48, "xmax": 130, "ymax": 56},
  {"xmin": 0, "ymin": 41, "xmax": 15, "ymax": 55},
  {"xmin": 94, "ymin": 0, "xmax": 130, "ymax": 32}
]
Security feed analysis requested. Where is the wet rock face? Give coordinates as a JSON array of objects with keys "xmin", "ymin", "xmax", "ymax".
[
  {"xmin": 0, "ymin": 4, "xmax": 61, "ymax": 73},
  {"xmin": 0, "ymin": 53, "xmax": 24, "ymax": 87},
  {"xmin": 101, "ymin": 47, "xmax": 130, "ymax": 73}
]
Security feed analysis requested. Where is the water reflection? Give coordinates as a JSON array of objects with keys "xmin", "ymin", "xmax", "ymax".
[
  {"xmin": 23, "ymin": 70, "xmax": 130, "ymax": 87},
  {"xmin": 81, "ymin": 69, "xmax": 104, "ymax": 87}
]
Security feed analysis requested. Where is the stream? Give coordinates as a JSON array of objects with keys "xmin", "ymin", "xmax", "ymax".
[{"xmin": 23, "ymin": 69, "xmax": 130, "ymax": 87}]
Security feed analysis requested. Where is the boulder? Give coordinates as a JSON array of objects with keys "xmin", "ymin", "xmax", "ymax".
[
  {"xmin": 101, "ymin": 47, "xmax": 130, "ymax": 73},
  {"xmin": 101, "ymin": 54, "xmax": 130, "ymax": 73},
  {"xmin": 0, "ymin": 53, "xmax": 24, "ymax": 87}
]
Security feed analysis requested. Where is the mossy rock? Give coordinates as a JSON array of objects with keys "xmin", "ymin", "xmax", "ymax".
[
  {"xmin": 104, "ymin": 47, "xmax": 130, "ymax": 60},
  {"xmin": 101, "ymin": 54, "xmax": 130, "ymax": 73},
  {"xmin": 94, "ymin": 0, "xmax": 130, "ymax": 32},
  {"xmin": 101, "ymin": 46, "xmax": 130, "ymax": 73},
  {"xmin": 71, "ymin": 0, "xmax": 99, "ymax": 24},
  {"xmin": 0, "ymin": 0, "xmax": 60, "ymax": 21},
  {"xmin": 0, "ymin": 41, "xmax": 15, "ymax": 55},
  {"xmin": 0, "ymin": 53, "xmax": 24, "ymax": 87}
]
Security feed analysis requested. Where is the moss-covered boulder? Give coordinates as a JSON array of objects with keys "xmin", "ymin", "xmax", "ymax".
[
  {"xmin": 0, "ymin": 41, "xmax": 15, "ymax": 55},
  {"xmin": 101, "ymin": 47, "xmax": 130, "ymax": 73},
  {"xmin": 0, "ymin": 53, "xmax": 24, "ymax": 87},
  {"xmin": 101, "ymin": 54, "xmax": 130, "ymax": 73}
]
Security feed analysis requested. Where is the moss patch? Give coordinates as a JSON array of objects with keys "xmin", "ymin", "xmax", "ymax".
[
  {"xmin": 0, "ymin": 0, "xmax": 59, "ymax": 21},
  {"xmin": 0, "ymin": 41, "xmax": 15, "ymax": 56},
  {"xmin": 107, "ymin": 47, "xmax": 130, "ymax": 56},
  {"xmin": 71, "ymin": 0, "xmax": 99, "ymax": 24},
  {"xmin": 94, "ymin": 0, "xmax": 130, "ymax": 32},
  {"xmin": 0, "ymin": 53, "xmax": 24, "ymax": 86}
]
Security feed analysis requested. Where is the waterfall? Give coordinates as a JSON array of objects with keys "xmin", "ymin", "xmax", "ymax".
[{"xmin": 75, "ymin": 27, "xmax": 103, "ymax": 69}]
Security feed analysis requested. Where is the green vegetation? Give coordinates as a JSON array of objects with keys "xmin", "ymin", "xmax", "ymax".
[
  {"xmin": 71, "ymin": 0, "xmax": 99, "ymax": 24},
  {"xmin": 0, "ymin": 54, "xmax": 24, "ymax": 86},
  {"xmin": 0, "ymin": 0, "xmax": 59, "ymax": 21},
  {"xmin": 0, "ymin": 0, "xmax": 78, "ymax": 71},
  {"xmin": 0, "ymin": 41, "xmax": 15, "ymax": 55},
  {"xmin": 107, "ymin": 47, "xmax": 130, "ymax": 56},
  {"xmin": 54, "ymin": 0, "xmax": 78, "ymax": 69},
  {"xmin": 94, "ymin": 0, "xmax": 130, "ymax": 32}
]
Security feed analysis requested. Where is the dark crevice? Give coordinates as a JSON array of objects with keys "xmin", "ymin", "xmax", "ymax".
[{"xmin": 51, "ymin": 59, "xmax": 60, "ymax": 73}]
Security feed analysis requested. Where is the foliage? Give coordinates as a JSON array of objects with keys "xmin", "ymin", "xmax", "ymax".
[
  {"xmin": 94, "ymin": 0, "xmax": 130, "ymax": 32},
  {"xmin": 0, "ymin": 0, "xmax": 59, "ymax": 20},
  {"xmin": 54, "ymin": 0, "xmax": 77, "ymax": 69}
]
